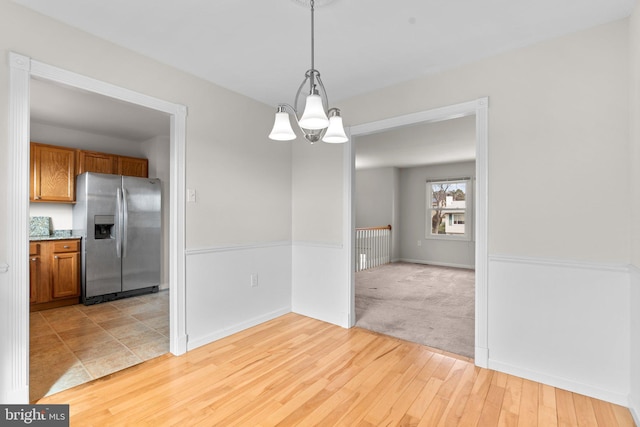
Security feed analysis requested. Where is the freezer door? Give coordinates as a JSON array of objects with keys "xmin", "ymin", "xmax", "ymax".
[
  {"xmin": 121, "ymin": 176, "xmax": 161, "ymax": 291},
  {"xmin": 83, "ymin": 173, "xmax": 123, "ymax": 298}
]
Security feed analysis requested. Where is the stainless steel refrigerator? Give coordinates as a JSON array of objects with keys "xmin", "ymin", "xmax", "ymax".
[{"xmin": 73, "ymin": 172, "xmax": 161, "ymax": 305}]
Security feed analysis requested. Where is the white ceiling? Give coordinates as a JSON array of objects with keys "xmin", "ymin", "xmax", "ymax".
[
  {"xmin": 355, "ymin": 115, "xmax": 476, "ymax": 170},
  {"xmin": 14, "ymin": 0, "xmax": 634, "ymax": 107},
  {"xmin": 30, "ymin": 78, "xmax": 170, "ymax": 142},
  {"xmin": 17, "ymin": 0, "xmax": 634, "ymax": 165}
]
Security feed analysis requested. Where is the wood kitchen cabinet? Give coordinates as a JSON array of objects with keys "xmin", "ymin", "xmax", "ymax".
[
  {"xmin": 51, "ymin": 240, "xmax": 80, "ymax": 300},
  {"xmin": 117, "ymin": 155, "xmax": 148, "ymax": 178},
  {"xmin": 30, "ymin": 142, "xmax": 76, "ymax": 203},
  {"xmin": 30, "ymin": 239, "xmax": 81, "ymax": 311},
  {"xmin": 77, "ymin": 150, "xmax": 117, "ymax": 175},
  {"xmin": 77, "ymin": 150, "xmax": 148, "ymax": 178},
  {"xmin": 30, "ymin": 142, "xmax": 150, "ymax": 203},
  {"xmin": 29, "ymin": 243, "xmax": 41, "ymax": 304}
]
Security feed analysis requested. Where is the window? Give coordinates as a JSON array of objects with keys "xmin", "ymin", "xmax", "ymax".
[{"xmin": 426, "ymin": 179, "xmax": 472, "ymax": 240}]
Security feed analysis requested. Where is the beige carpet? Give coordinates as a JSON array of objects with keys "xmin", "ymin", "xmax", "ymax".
[{"xmin": 355, "ymin": 262, "xmax": 475, "ymax": 358}]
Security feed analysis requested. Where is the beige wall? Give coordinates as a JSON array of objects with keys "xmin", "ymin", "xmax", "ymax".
[
  {"xmin": 0, "ymin": 0, "xmax": 292, "ymax": 252},
  {"xmin": 292, "ymin": 142, "xmax": 344, "ymax": 244},
  {"xmin": 632, "ymin": 0, "xmax": 640, "ymax": 268},
  {"xmin": 340, "ymin": 19, "xmax": 630, "ymax": 263}
]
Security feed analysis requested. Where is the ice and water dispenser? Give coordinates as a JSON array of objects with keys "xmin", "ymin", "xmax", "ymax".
[{"xmin": 94, "ymin": 215, "xmax": 115, "ymax": 239}]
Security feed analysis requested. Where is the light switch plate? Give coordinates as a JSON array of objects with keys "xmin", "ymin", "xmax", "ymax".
[{"xmin": 187, "ymin": 188, "xmax": 196, "ymax": 202}]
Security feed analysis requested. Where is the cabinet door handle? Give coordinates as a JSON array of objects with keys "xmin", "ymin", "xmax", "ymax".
[
  {"xmin": 63, "ymin": 245, "xmax": 70, "ymax": 249},
  {"xmin": 54, "ymin": 256, "xmax": 58, "ymax": 259},
  {"xmin": 30, "ymin": 258, "xmax": 37, "ymax": 262}
]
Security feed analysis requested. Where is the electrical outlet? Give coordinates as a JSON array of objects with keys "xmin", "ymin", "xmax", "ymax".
[
  {"xmin": 417, "ymin": 240, "xmax": 422, "ymax": 247},
  {"xmin": 250, "ymin": 273, "xmax": 258, "ymax": 288}
]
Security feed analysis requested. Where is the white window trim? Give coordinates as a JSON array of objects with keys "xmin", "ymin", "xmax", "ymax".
[{"xmin": 425, "ymin": 178, "xmax": 474, "ymax": 241}]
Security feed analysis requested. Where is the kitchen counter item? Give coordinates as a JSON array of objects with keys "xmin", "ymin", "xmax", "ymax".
[{"xmin": 29, "ymin": 216, "xmax": 51, "ymax": 237}]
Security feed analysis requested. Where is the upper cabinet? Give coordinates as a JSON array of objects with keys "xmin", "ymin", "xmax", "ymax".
[
  {"xmin": 77, "ymin": 150, "xmax": 117, "ymax": 175},
  {"xmin": 30, "ymin": 142, "xmax": 76, "ymax": 203},
  {"xmin": 78, "ymin": 151, "xmax": 148, "ymax": 178},
  {"xmin": 30, "ymin": 142, "xmax": 149, "ymax": 203},
  {"xmin": 117, "ymin": 155, "xmax": 148, "ymax": 178}
]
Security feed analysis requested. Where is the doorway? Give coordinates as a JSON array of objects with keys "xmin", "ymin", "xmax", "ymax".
[
  {"xmin": 353, "ymin": 116, "xmax": 477, "ymax": 358},
  {"xmin": 7, "ymin": 52, "xmax": 187, "ymax": 403},
  {"xmin": 28, "ymin": 77, "xmax": 172, "ymax": 401},
  {"xmin": 347, "ymin": 98, "xmax": 489, "ymax": 366}
]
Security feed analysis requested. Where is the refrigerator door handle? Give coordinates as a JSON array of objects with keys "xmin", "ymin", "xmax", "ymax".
[
  {"xmin": 116, "ymin": 187, "xmax": 122, "ymax": 258},
  {"xmin": 122, "ymin": 187, "xmax": 129, "ymax": 258}
]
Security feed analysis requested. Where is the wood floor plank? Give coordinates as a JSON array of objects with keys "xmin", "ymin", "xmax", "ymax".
[
  {"xmin": 476, "ymin": 375, "xmax": 507, "ymax": 426},
  {"xmin": 572, "ymin": 392, "xmax": 599, "ymax": 427},
  {"xmin": 35, "ymin": 314, "xmax": 635, "ymax": 427},
  {"xmin": 611, "ymin": 403, "xmax": 637, "ymax": 427},
  {"xmin": 556, "ymin": 388, "xmax": 579, "ymax": 427},
  {"xmin": 518, "ymin": 379, "xmax": 539, "ymax": 427},
  {"xmin": 456, "ymin": 368, "xmax": 495, "ymax": 427},
  {"xmin": 437, "ymin": 362, "xmax": 479, "ymax": 427},
  {"xmin": 591, "ymin": 397, "xmax": 624, "ymax": 427},
  {"xmin": 537, "ymin": 383, "xmax": 558, "ymax": 427},
  {"xmin": 498, "ymin": 375, "xmax": 523, "ymax": 427}
]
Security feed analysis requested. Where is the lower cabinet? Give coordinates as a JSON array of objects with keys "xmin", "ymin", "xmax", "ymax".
[
  {"xmin": 29, "ymin": 243, "xmax": 40, "ymax": 304},
  {"xmin": 30, "ymin": 239, "xmax": 81, "ymax": 311}
]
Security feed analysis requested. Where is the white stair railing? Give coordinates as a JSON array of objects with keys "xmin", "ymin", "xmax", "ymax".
[{"xmin": 355, "ymin": 225, "xmax": 392, "ymax": 272}]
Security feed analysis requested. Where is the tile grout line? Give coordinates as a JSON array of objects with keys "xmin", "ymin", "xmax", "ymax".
[{"xmin": 37, "ymin": 306, "xmax": 94, "ymax": 380}]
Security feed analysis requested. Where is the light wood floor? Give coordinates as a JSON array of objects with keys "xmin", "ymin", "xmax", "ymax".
[{"xmin": 38, "ymin": 313, "xmax": 635, "ymax": 426}]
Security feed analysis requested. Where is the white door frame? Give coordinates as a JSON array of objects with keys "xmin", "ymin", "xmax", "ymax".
[
  {"xmin": 6, "ymin": 52, "xmax": 188, "ymax": 403},
  {"xmin": 345, "ymin": 97, "xmax": 489, "ymax": 367}
]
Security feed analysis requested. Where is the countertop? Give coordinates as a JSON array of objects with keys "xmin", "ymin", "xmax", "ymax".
[
  {"xmin": 29, "ymin": 230, "xmax": 82, "ymax": 242},
  {"xmin": 30, "ymin": 234, "xmax": 81, "ymax": 242}
]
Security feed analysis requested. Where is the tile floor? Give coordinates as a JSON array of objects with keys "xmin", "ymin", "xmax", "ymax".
[{"xmin": 29, "ymin": 290, "xmax": 169, "ymax": 402}]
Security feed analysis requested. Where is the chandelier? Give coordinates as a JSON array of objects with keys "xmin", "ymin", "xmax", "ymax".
[{"xmin": 268, "ymin": 0, "xmax": 348, "ymax": 144}]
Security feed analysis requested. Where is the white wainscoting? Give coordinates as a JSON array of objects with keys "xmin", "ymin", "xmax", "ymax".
[
  {"xmin": 630, "ymin": 265, "xmax": 640, "ymax": 424},
  {"xmin": 185, "ymin": 242, "xmax": 292, "ymax": 351},
  {"xmin": 292, "ymin": 242, "xmax": 351, "ymax": 328},
  {"xmin": 488, "ymin": 255, "xmax": 631, "ymax": 406}
]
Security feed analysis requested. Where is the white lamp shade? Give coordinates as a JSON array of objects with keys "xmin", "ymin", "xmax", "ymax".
[
  {"xmin": 269, "ymin": 111, "xmax": 296, "ymax": 141},
  {"xmin": 322, "ymin": 115, "xmax": 348, "ymax": 143},
  {"xmin": 299, "ymin": 94, "xmax": 329, "ymax": 130}
]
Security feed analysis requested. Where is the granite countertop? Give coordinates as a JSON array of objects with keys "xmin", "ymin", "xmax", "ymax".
[
  {"xmin": 30, "ymin": 230, "xmax": 81, "ymax": 242},
  {"xmin": 30, "ymin": 235, "xmax": 82, "ymax": 242}
]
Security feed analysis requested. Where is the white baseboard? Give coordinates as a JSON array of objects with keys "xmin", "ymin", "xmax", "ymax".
[
  {"xmin": 399, "ymin": 258, "xmax": 475, "ymax": 270},
  {"xmin": 187, "ymin": 306, "xmax": 290, "ymax": 351},
  {"xmin": 489, "ymin": 359, "xmax": 629, "ymax": 407}
]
